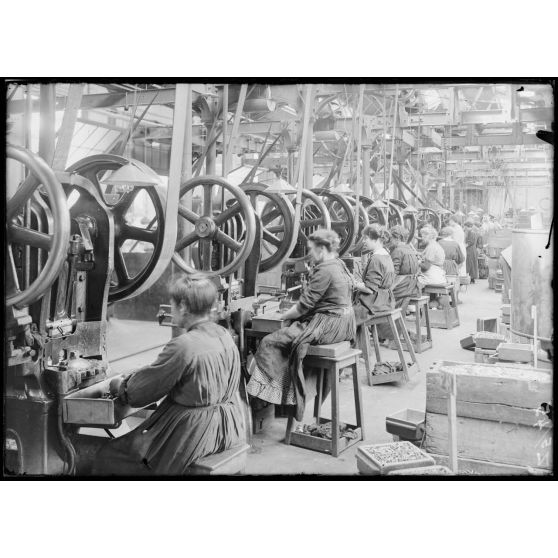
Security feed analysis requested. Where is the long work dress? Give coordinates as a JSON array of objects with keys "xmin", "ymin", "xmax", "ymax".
[
  {"xmin": 247, "ymin": 258, "xmax": 355, "ymax": 422},
  {"xmin": 418, "ymin": 241, "xmax": 447, "ymax": 287},
  {"xmin": 92, "ymin": 321, "xmax": 246, "ymax": 476},
  {"xmin": 450, "ymin": 224, "xmax": 467, "ymax": 275},
  {"xmin": 438, "ymin": 238, "xmax": 465, "ymax": 276},
  {"xmin": 465, "ymin": 228, "xmax": 480, "ymax": 279},
  {"xmin": 354, "ymin": 248, "xmax": 396, "ymax": 325},
  {"xmin": 390, "ymin": 242, "xmax": 420, "ymax": 306}
]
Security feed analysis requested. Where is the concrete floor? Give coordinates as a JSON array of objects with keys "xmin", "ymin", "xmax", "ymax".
[{"xmin": 106, "ymin": 278, "xmax": 502, "ymax": 475}]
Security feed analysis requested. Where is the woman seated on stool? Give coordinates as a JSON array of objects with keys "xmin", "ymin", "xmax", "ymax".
[
  {"xmin": 438, "ymin": 226, "xmax": 465, "ymax": 277},
  {"xmin": 353, "ymin": 225, "xmax": 395, "ymax": 344},
  {"xmin": 246, "ymin": 229, "xmax": 355, "ymax": 423},
  {"xmin": 418, "ymin": 225, "xmax": 448, "ymax": 309},
  {"xmin": 417, "ymin": 225, "xmax": 447, "ymax": 288},
  {"xmin": 92, "ymin": 275, "xmax": 246, "ymax": 476},
  {"xmin": 388, "ymin": 225, "xmax": 420, "ymax": 311}
]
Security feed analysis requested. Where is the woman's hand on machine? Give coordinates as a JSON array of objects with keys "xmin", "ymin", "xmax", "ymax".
[{"xmin": 109, "ymin": 374, "xmax": 126, "ymax": 398}]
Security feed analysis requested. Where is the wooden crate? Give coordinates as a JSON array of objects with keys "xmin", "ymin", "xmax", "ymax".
[
  {"xmin": 251, "ymin": 313, "xmax": 289, "ymax": 333},
  {"xmin": 369, "ymin": 369, "xmax": 405, "ymax": 385},
  {"xmin": 425, "ymin": 361, "xmax": 553, "ymax": 472},
  {"xmin": 473, "ymin": 332, "xmax": 506, "ymax": 350},
  {"xmin": 476, "ymin": 317, "xmax": 498, "ymax": 333},
  {"xmin": 497, "ymin": 342, "xmax": 533, "ymax": 363},
  {"xmin": 474, "ymin": 347, "xmax": 497, "ymax": 363},
  {"xmin": 290, "ymin": 418, "xmax": 362, "ymax": 456}
]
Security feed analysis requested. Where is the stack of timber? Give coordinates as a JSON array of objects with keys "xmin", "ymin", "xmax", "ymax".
[{"xmin": 425, "ymin": 361, "xmax": 553, "ymax": 475}]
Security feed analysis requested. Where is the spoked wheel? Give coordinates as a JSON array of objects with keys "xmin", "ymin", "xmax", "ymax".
[
  {"xmin": 417, "ymin": 208, "xmax": 441, "ymax": 231},
  {"xmin": 386, "ymin": 201, "xmax": 404, "ymax": 228},
  {"xmin": 66, "ymin": 154, "xmax": 166, "ymax": 303},
  {"xmin": 284, "ymin": 190, "xmax": 332, "ymax": 262},
  {"xmin": 173, "ymin": 176, "xmax": 256, "ymax": 277},
  {"xmin": 6, "ymin": 145, "xmax": 71, "ymax": 309},
  {"xmin": 241, "ymin": 183, "xmax": 295, "ymax": 272},
  {"xmin": 389, "ymin": 199, "xmax": 416, "ymax": 243},
  {"xmin": 311, "ymin": 189, "xmax": 356, "ymax": 256},
  {"xmin": 360, "ymin": 196, "xmax": 387, "ymax": 227},
  {"xmin": 344, "ymin": 195, "xmax": 370, "ymax": 250}
]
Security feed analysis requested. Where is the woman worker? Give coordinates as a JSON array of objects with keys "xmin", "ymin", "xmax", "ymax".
[
  {"xmin": 246, "ymin": 229, "xmax": 355, "ymax": 423},
  {"xmin": 464, "ymin": 220, "xmax": 480, "ymax": 283},
  {"xmin": 417, "ymin": 225, "xmax": 447, "ymax": 288},
  {"xmin": 447, "ymin": 214, "xmax": 467, "ymax": 276},
  {"xmin": 387, "ymin": 225, "xmax": 420, "ymax": 310},
  {"xmin": 438, "ymin": 226, "xmax": 465, "ymax": 277},
  {"xmin": 92, "ymin": 275, "xmax": 246, "ymax": 476},
  {"xmin": 353, "ymin": 225, "xmax": 396, "ymax": 340}
]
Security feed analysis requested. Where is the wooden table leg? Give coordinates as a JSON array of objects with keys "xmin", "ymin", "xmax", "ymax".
[
  {"xmin": 285, "ymin": 412, "xmax": 295, "ymax": 445},
  {"xmin": 357, "ymin": 324, "xmax": 373, "ymax": 386},
  {"xmin": 424, "ymin": 302, "xmax": 432, "ymax": 342},
  {"xmin": 352, "ymin": 361, "xmax": 365, "ymax": 439},
  {"xmin": 314, "ymin": 367, "xmax": 323, "ymax": 425},
  {"xmin": 331, "ymin": 365, "xmax": 339, "ymax": 457},
  {"xmin": 371, "ymin": 324, "xmax": 382, "ymax": 362},
  {"xmin": 388, "ymin": 314, "xmax": 410, "ymax": 382},
  {"xmin": 399, "ymin": 315, "xmax": 419, "ymax": 373}
]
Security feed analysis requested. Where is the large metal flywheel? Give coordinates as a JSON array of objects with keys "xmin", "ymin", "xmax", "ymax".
[
  {"xmin": 311, "ymin": 189, "xmax": 356, "ymax": 256},
  {"xmin": 66, "ymin": 154, "xmax": 166, "ymax": 303},
  {"xmin": 6, "ymin": 145, "xmax": 71, "ymax": 308},
  {"xmin": 172, "ymin": 176, "xmax": 256, "ymax": 277}
]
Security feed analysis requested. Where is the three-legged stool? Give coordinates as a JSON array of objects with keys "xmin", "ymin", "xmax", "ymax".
[
  {"xmin": 285, "ymin": 346, "xmax": 364, "ymax": 458},
  {"xmin": 356, "ymin": 308, "xmax": 420, "ymax": 386}
]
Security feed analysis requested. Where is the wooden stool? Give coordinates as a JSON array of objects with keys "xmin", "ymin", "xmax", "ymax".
[
  {"xmin": 423, "ymin": 283, "xmax": 460, "ymax": 329},
  {"xmin": 406, "ymin": 295, "xmax": 433, "ymax": 353},
  {"xmin": 356, "ymin": 308, "xmax": 419, "ymax": 386},
  {"xmin": 188, "ymin": 444, "xmax": 250, "ymax": 475},
  {"xmin": 285, "ymin": 346, "xmax": 364, "ymax": 458},
  {"xmin": 446, "ymin": 275, "xmax": 462, "ymax": 304}
]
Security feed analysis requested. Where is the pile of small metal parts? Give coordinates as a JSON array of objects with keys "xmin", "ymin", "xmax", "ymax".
[
  {"xmin": 296, "ymin": 421, "xmax": 357, "ymax": 440},
  {"xmin": 364, "ymin": 442, "xmax": 426, "ymax": 466},
  {"xmin": 372, "ymin": 362, "xmax": 409, "ymax": 376}
]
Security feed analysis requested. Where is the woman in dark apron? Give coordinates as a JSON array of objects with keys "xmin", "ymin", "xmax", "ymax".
[
  {"xmin": 353, "ymin": 224, "xmax": 396, "ymax": 328},
  {"xmin": 387, "ymin": 225, "xmax": 420, "ymax": 310},
  {"xmin": 246, "ymin": 229, "xmax": 355, "ymax": 422}
]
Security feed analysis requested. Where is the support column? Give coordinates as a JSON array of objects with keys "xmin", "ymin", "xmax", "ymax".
[
  {"xmin": 362, "ymin": 145, "xmax": 371, "ymax": 198},
  {"xmin": 449, "ymin": 178, "xmax": 455, "ymax": 210},
  {"xmin": 287, "ymin": 147, "xmax": 296, "ymax": 185},
  {"xmin": 39, "ymin": 83, "xmax": 56, "ymax": 165},
  {"xmin": 304, "ymin": 118, "xmax": 314, "ymax": 189},
  {"xmin": 171, "ymin": 84, "xmax": 193, "ymax": 271}
]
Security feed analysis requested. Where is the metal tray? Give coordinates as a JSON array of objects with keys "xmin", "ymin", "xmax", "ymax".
[{"xmin": 63, "ymin": 378, "xmax": 143, "ymax": 428}]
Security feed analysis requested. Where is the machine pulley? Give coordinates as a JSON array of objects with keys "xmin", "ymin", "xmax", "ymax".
[{"xmin": 6, "ymin": 145, "xmax": 71, "ymax": 309}]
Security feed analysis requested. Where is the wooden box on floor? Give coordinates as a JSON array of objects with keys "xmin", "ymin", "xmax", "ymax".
[
  {"xmin": 424, "ymin": 361, "xmax": 553, "ymax": 474},
  {"xmin": 289, "ymin": 418, "xmax": 362, "ymax": 456},
  {"xmin": 474, "ymin": 347, "xmax": 497, "ymax": 363}
]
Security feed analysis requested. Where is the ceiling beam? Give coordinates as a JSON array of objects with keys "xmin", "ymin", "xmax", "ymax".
[{"xmin": 7, "ymin": 85, "xmax": 211, "ymax": 113}]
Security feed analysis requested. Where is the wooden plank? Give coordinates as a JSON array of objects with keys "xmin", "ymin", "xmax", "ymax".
[
  {"xmin": 426, "ymin": 398, "xmax": 545, "ymax": 427},
  {"xmin": 442, "ymin": 369, "xmax": 458, "ymax": 473},
  {"xmin": 430, "ymin": 453, "xmax": 551, "ymax": 476},
  {"xmin": 426, "ymin": 363, "xmax": 552, "ymax": 412},
  {"xmin": 425, "ymin": 412, "xmax": 553, "ymax": 470}
]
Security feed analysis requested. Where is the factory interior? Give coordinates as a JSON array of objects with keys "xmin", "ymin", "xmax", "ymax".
[{"xmin": 4, "ymin": 80, "xmax": 554, "ymax": 479}]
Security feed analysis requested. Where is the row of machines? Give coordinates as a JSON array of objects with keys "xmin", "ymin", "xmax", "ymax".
[{"xmin": 5, "ymin": 144, "xmax": 451, "ymax": 475}]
